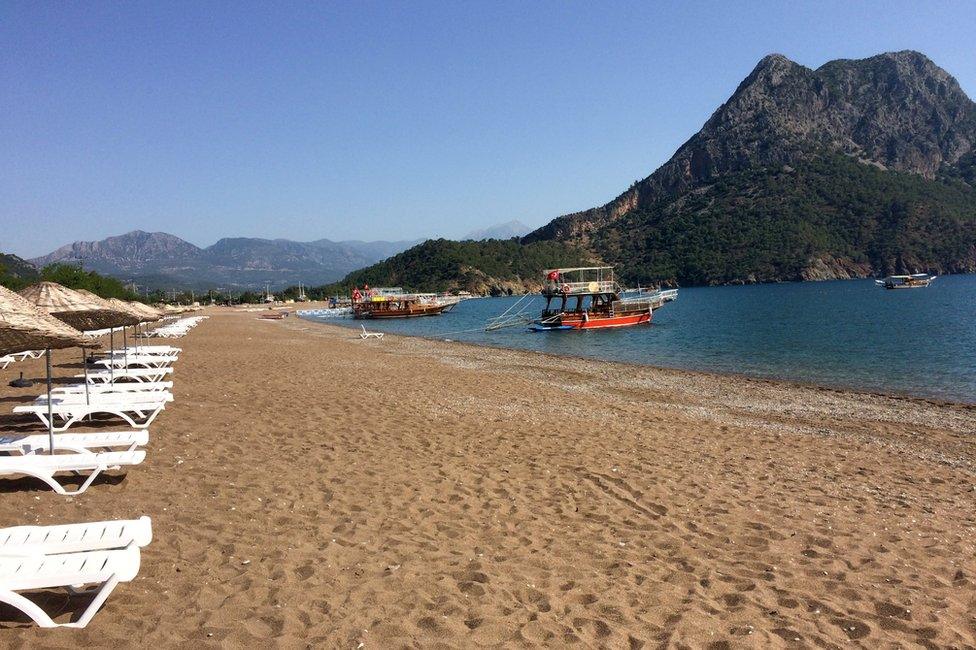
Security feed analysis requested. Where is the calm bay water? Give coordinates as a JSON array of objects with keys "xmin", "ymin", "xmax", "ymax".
[{"xmin": 303, "ymin": 275, "xmax": 976, "ymax": 403}]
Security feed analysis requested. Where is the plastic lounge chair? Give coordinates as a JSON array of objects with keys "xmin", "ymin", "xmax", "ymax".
[
  {"xmin": 78, "ymin": 367, "xmax": 174, "ymax": 384},
  {"xmin": 33, "ymin": 392, "xmax": 173, "ymax": 406},
  {"xmin": 0, "ymin": 450, "xmax": 146, "ymax": 495},
  {"xmin": 51, "ymin": 381, "xmax": 173, "ymax": 395},
  {"xmin": 0, "ymin": 516, "xmax": 151, "ymax": 556},
  {"xmin": 91, "ymin": 355, "xmax": 177, "ymax": 370},
  {"xmin": 360, "ymin": 325, "xmax": 384, "ymax": 340},
  {"xmin": 0, "ymin": 544, "xmax": 141, "ymax": 627},
  {"xmin": 13, "ymin": 401, "xmax": 167, "ymax": 431},
  {"xmin": 107, "ymin": 345, "xmax": 181, "ymax": 356},
  {"xmin": 0, "ymin": 430, "xmax": 148, "ymax": 455},
  {"xmin": 0, "ymin": 356, "xmax": 15, "ymax": 370}
]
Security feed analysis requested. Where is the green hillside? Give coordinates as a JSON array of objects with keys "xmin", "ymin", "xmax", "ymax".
[
  {"xmin": 594, "ymin": 155, "xmax": 976, "ymax": 286},
  {"xmin": 0, "ymin": 253, "xmax": 40, "ymax": 290},
  {"xmin": 318, "ymin": 238, "xmax": 591, "ymax": 295},
  {"xmin": 0, "ymin": 257, "xmax": 141, "ymax": 300}
]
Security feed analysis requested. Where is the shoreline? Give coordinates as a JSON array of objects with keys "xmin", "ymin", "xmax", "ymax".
[{"xmin": 301, "ymin": 311, "xmax": 976, "ymax": 409}]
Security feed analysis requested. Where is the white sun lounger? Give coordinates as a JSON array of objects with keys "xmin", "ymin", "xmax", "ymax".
[
  {"xmin": 91, "ymin": 355, "xmax": 177, "ymax": 370},
  {"xmin": 51, "ymin": 381, "xmax": 173, "ymax": 395},
  {"xmin": 0, "ymin": 544, "xmax": 141, "ymax": 627},
  {"xmin": 0, "ymin": 516, "xmax": 151, "ymax": 557},
  {"xmin": 33, "ymin": 392, "xmax": 173, "ymax": 406},
  {"xmin": 0, "ymin": 356, "xmax": 15, "ymax": 370},
  {"xmin": 13, "ymin": 401, "xmax": 167, "ymax": 431},
  {"xmin": 0, "ymin": 430, "xmax": 149, "ymax": 455},
  {"xmin": 360, "ymin": 325, "xmax": 384, "ymax": 339},
  {"xmin": 78, "ymin": 367, "xmax": 174, "ymax": 384},
  {"xmin": 101, "ymin": 346, "xmax": 181, "ymax": 357},
  {"xmin": 0, "ymin": 450, "xmax": 146, "ymax": 495},
  {"xmin": 11, "ymin": 351, "xmax": 44, "ymax": 361}
]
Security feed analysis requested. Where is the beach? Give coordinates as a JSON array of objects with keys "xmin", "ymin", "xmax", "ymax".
[{"xmin": 1, "ymin": 307, "xmax": 974, "ymax": 647}]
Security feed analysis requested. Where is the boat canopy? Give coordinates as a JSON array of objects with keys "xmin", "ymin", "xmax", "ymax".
[
  {"xmin": 882, "ymin": 274, "xmax": 933, "ymax": 281},
  {"xmin": 542, "ymin": 267, "xmax": 618, "ymax": 296}
]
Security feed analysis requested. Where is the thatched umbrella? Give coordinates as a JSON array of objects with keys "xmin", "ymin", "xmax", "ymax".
[
  {"xmin": 20, "ymin": 283, "xmax": 137, "ymax": 390},
  {"xmin": 0, "ymin": 285, "xmax": 92, "ymax": 355},
  {"xmin": 18, "ymin": 282, "xmax": 123, "ymax": 332},
  {"xmin": 127, "ymin": 301, "xmax": 162, "ymax": 321},
  {"xmin": 0, "ymin": 285, "xmax": 94, "ymax": 454},
  {"xmin": 73, "ymin": 289, "xmax": 142, "ymax": 384},
  {"xmin": 125, "ymin": 302, "xmax": 163, "ymax": 348},
  {"xmin": 103, "ymin": 299, "xmax": 150, "ymax": 361}
]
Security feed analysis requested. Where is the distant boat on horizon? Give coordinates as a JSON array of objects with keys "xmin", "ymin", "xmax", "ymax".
[{"xmin": 876, "ymin": 273, "xmax": 937, "ymax": 289}]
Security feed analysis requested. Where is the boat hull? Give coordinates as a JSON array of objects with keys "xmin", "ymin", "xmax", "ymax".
[
  {"xmin": 531, "ymin": 311, "xmax": 652, "ymax": 331},
  {"xmin": 884, "ymin": 283, "xmax": 931, "ymax": 289},
  {"xmin": 353, "ymin": 304, "xmax": 448, "ymax": 319}
]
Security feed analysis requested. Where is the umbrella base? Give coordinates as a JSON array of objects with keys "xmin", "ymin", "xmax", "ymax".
[{"xmin": 9, "ymin": 373, "xmax": 33, "ymax": 388}]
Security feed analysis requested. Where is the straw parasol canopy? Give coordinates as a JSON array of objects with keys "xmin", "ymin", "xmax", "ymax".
[
  {"xmin": 18, "ymin": 282, "xmax": 128, "ymax": 332},
  {"xmin": 105, "ymin": 298, "xmax": 151, "ymax": 324},
  {"xmin": 74, "ymin": 289, "xmax": 142, "ymax": 327},
  {"xmin": 0, "ymin": 285, "xmax": 94, "ymax": 356},
  {"xmin": 126, "ymin": 301, "xmax": 163, "ymax": 322}
]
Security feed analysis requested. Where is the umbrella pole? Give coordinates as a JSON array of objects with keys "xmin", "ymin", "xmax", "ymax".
[
  {"xmin": 123, "ymin": 326, "xmax": 128, "ymax": 367},
  {"xmin": 110, "ymin": 328, "xmax": 115, "ymax": 382},
  {"xmin": 45, "ymin": 349, "xmax": 54, "ymax": 455},
  {"xmin": 82, "ymin": 346, "xmax": 91, "ymax": 418}
]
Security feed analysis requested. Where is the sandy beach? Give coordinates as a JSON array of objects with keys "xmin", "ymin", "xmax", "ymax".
[{"xmin": 0, "ymin": 307, "xmax": 974, "ymax": 647}]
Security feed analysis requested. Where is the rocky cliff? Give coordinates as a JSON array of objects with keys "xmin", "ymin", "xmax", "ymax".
[{"xmin": 524, "ymin": 51, "xmax": 976, "ymax": 284}]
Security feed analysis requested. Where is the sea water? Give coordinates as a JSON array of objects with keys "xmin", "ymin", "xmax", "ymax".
[{"xmin": 303, "ymin": 275, "xmax": 976, "ymax": 403}]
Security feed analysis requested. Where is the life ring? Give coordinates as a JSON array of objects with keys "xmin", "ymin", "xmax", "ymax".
[{"xmin": 561, "ymin": 284, "xmax": 571, "ymax": 294}]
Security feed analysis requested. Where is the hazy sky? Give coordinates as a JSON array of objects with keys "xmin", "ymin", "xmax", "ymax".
[{"xmin": 2, "ymin": 1, "xmax": 975, "ymax": 258}]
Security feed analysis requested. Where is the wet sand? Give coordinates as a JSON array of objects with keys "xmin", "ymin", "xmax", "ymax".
[{"xmin": 1, "ymin": 307, "xmax": 974, "ymax": 647}]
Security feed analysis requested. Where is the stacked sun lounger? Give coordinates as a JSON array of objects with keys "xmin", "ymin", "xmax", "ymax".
[
  {"xmin": 0, "ymin": 517, "xmax": 152, "ymax": 627},
  {"xmin": 0, "ymin": 325, "xmax": 199, "ymax": 627},
  {"xmin": 0, "ymin": 350, "xmax": 44, "ymax": 370},
  {"xmin": 143, "ymin": 315, "xmax": 208, "ymax": 339},
  {"xmin": 12, "ymin": 346, "xmax": 180, "ymax": 433}
]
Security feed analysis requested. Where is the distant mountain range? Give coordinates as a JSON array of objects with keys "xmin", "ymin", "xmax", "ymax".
[
  {"xmin": 462, "ymin": 220, "xmax": 532, "ymax": 241},
  {"xmin": 31, "ymin": 231, "xmax": 421, "ymax": 290}
]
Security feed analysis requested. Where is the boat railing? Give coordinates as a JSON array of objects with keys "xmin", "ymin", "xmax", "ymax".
[
  {"xmin": 543, "ymin": 280, "xmax": 617, "ymax": 295},
  {"xmin": 613, "ymin": 288, "xmax": 678, "ymax": 313},
  {"xmin": 612, "ymin": 298, "xmax": 656, "ymax": 313},
  {"xmin": 656, "ymin": 289, "xmax": 679, "ymax": 302}
]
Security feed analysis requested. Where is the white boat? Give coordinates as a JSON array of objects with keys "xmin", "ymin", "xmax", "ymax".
[{"xmin": 875, "ymin": 273, "xmax": 937, "ymax": 289}]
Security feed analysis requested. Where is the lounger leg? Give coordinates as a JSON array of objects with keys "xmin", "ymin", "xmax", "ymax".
[
  {"xmin": 13, "ymin": 467, "xmax": 104, "ymax": 495},
  {"xmin": 33, "ymin": 412, "xmax": 50, "ymax": 432},
  {"xmin": 64, "ymin": 575, "xmax": 120, "ymax": 628},
  {"xmin": 141, "ymin": 407, "xmax": 164, "ymax": 428},
  {"xmin": 117, "ymin": 412, "xmax": 140, "ymax": 428},
  {"xmin": 0, "ymin": 589, "xmax": 59, "ymax": 627},
  {"xmin": 54, "ymin": 416, "xmax": 79, "ymax": 433}
]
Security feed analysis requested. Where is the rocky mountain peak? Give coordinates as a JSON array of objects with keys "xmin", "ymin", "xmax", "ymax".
[{"xmin": 525, "ymin": 50, "xmax": 976, "ymax": 245}]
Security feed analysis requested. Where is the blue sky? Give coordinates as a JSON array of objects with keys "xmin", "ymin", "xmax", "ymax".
[{"xmin": 2, "ymin": 1, "xmax": 975, "ymax": 257}]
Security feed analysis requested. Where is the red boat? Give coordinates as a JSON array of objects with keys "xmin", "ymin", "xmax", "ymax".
[{"xmin": 530, "ymin": 267, "xmax": 676, "ymax": 331}]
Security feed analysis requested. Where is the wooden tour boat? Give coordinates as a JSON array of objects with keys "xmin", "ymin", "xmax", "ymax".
[
  {"xmin": 530, "ymin": 267, "xmax": 677, "ymax": 332},
  {"xmin": 876, "ymin": 274, "xmax": 937, "ymax": 289},
  {"xmin": 352, "ymin": 287, "xmax": 453, "ymax": 319}
]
